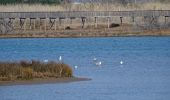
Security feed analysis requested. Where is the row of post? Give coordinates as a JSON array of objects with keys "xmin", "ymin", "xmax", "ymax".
[
  {"xmin": 1, "ymin": 17, "xmax": 125, "ymax": 31},
  {"xmin": 1, "ymin": 16, "xmax": 169, "ymax": 32}
]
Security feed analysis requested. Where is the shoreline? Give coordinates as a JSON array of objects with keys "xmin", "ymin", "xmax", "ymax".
[
  {"xmin": 0, "ymin": 77, "xmax": 91, "ymax": 86},
  {"xmin": 0, "ymin": 26, "xmax": 170, "ymax": 38},
  {"xmin": 1, "ymin": 29, "xmax": 170, "ymax": 38}
]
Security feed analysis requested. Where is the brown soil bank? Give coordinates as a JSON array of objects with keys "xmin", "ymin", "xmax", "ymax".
[
  {"xmin": 0, "ymin": 77, "xmax": 91, "ymax": 86},
  {"xmin": 1, "ymin": 29, "xmax": 170, "ymax": 38}
]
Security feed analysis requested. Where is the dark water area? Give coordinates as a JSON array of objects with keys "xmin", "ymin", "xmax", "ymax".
[{"xmin": 0, "ymin": 37, "xmax": 170, "ymax": 100}]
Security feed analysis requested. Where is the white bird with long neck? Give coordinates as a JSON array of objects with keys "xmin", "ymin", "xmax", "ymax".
[
  {"xmin": 74, "ymin": 66, "xmax": 78, "ymax": 69},
  {"xmin": 93, "ymin": 57, "xmax": 97, "ymax": 61},
  {"xmin": 43, "ymin": 59, "xmax": 48, "ymax": 63},
  {"xmin": 59, "ymin": 56, "xmax": 62, "ymax": 61},
  {"xmin": 120, "ymin": 60, "xmax": 124, "ymax": 65}
]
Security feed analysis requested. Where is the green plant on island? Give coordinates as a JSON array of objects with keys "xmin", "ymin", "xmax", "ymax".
[{"xmin": 0, "ymin": 60, "xmax": 73, "ymax": 81}]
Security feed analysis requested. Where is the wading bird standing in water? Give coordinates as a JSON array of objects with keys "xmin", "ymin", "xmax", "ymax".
[
  {"xmin": 44, "ymin": 59, "xmax": 48, "ymax": 63},
  {"xmin": 74, "ymin": 65, "xmax": 78, "ymax": 69},
  {"xmin": 120, "ymin": 60, "xmax": 123, "ymax": 65},
  {"xmin": 96, "ymin": 61, "xmax": 102, "ymax": 66},
  {"xmin": 93, "ymin": 57, "xmax": 97, "ymax": 62},
  {"xmin": 59, "ymin": 56, "xmax": 62, "ymax": 61}
]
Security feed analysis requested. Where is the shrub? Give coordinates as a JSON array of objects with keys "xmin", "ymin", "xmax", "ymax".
[
  {"xmin": 65, "ymin": 26, "xmax": 71, "ymax": 30},
  {"xmin": 0, "ymin": 60, "xmax": 73, "ymax": 81},
  {"xmin": 110, "ymin": 23, "xmax": 120, "ymax": 28},
  {"xmin": 20, "ymin": 67, "xmax": 33, "ymax": 80},
  {"xmin": 61, "ymin": 63, "xmax": 73, "ymax": 77}
]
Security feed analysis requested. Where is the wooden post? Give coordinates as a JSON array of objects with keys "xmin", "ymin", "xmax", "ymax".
[
  {"xmin": 63, "ymin": 18, "xmax": 65, "ymax": 30},
  {"xmin": 120, "ymin": 17, "xmax": 123, "ymax": 25},
  {"xmin": 70, "ymin": 18, "xmax": 73, "ymax": 24},
  {"xmin": 132, "ymin": 16, "xmax": 135, "ymax": 22},
  {"xmin": 34, "ymin": 18, "xmax": 36, "ymax": 30},
  {"xmin": 59, "ymin": 18, "xmax": 62, "ymax": 26},
  {"xmin": 40, "ymin": 18, "xmax": 42, "ymax": 31},
  {"xmin": 59, "ymin": 18, "xmax": 62, "ymax": 30},
  {"xmin": 165, "ymin": 16, "xmax": 167, "ymax": 24},
  {"xmin": 12, "ymin": 18, "xmax": 15, "ymax": 30},
  {"xmin": 81, "ymin": 18, "xmax": 83, "ymax": 28},
  {"xmin": 95, "ymin": 17, "xmax": 98, "ymax": 28},
  {"xmin": 81, "ymin": 17, "xmax": 86, "ymax": 28},
  {"xmin": 20, "ymin": 18, "xmax": 26, "ymax": 29},
  {"xmin": 15, "ymin": 18, "xmax": 17, "ymax": 30},
  {"xmin": 107, "ymin": 17, "xmax": 110, "ymax": 29},
  {"xmin": 24, "ymin": 18, "xmax": 26, "ymax": 31},
  {"xmin": 8, "ymin": 18, "xmax": 15, "ymax": 30},
  {"xmin": 55, "ymin": 18, "xmax": 57, "ymax": 30},
  {"xmin": 84, "ymin": 18, "xmax": 86, "ymax": 28},
  {"xmin": 29, "ymin": 18, "xmax": 32, "ymax": 30},
  {"xmin": 45, "ymin": 18, "xmax": 47, "ymax": 32}
]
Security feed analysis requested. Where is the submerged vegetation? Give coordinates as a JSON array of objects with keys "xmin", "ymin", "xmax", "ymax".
[{"xmin": 0, "ymin": 60, "xmax": 73, "ymax": 81}]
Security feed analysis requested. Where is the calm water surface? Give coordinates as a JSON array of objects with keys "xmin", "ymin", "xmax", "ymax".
[{"xmin": 0, "ymin": 37, "xmax": 170, "ymax": 100}]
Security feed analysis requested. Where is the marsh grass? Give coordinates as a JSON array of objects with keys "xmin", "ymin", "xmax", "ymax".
[{"xmin": 0, "ymin": 60, "xmax": 73, "ymax": 81}]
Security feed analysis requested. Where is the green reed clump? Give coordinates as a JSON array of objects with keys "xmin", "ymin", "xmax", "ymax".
[{"xmin": 0, "ymin": 60, "xmax": 73, "ymax": 81}]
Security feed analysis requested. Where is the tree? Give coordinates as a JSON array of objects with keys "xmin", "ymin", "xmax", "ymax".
[
  {"xmin": 157, "ymin": 0, "xmax": 170, "ymax": 3},
  {"xmin": 0, "ymin": 0, "xmax": 61, "ymax": 4}
]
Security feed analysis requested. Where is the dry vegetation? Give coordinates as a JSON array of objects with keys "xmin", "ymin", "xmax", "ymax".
[
  {"xmin": 0, "ymin": 2, "xmax": 170, "ymax": 12},
  {"xmin": 0, "ymin": 60, "xmax": 73, "ymax": 81}
]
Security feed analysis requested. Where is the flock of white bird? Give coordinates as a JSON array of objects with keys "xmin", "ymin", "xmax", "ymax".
[
  {"xmin": 93, "ymin": 57, "xmax": 124, "ymax": 67},
  {"xmin": 43, "ymin": 56, "xmax": 78, "ymax": 69},
  {"xmin": 93, "ymin": 57, "xmax": 102, "ymax": 66},
  {"xmin": 43, "ymin": 56, "xmax": 124, "ymax": 69}
]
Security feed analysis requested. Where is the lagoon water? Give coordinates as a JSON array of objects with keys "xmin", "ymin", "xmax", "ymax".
[{"xmin": 0, "ymin": 37, "xmax": 170, "ymax": 100}]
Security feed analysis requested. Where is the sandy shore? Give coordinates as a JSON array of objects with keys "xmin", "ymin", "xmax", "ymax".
[{"xmin": 0, "ymin": 77, "xmax": 91, "ymax": 86}]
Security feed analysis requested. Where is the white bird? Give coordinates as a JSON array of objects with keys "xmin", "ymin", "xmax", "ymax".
[
  {"xmin": 93, "ymin": 57, "xmax": 97, "ymax": 61},
  {"xmin": 74, "ymin": 66, "xmax": 78, "ymax": 69},
  {"xmin": 120, "ymin": 60, "xmax": 124, "ymax": 65},
  {"xmin": 59, "ymin": 56, "xmax": 62, "ymax": 61},
  {"xmin": 96, "ymin": 61, "xmax": 102, "ymax": 66},
  {"xmin": 44, "ymin": 59, "xmax": 48, "ymax": 63}
]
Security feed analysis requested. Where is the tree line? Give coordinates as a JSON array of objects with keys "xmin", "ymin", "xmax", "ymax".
[
  {"xmin": 0, "ymin": 0, "xmax": 169, "ymax": 5},
  {"xmin": 0, "ymin": 0, "xmax": 62, "ymax": 5},
  {"xmin": 157, "ymin": 0, "xmax": 170, "ymax": 3}
]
